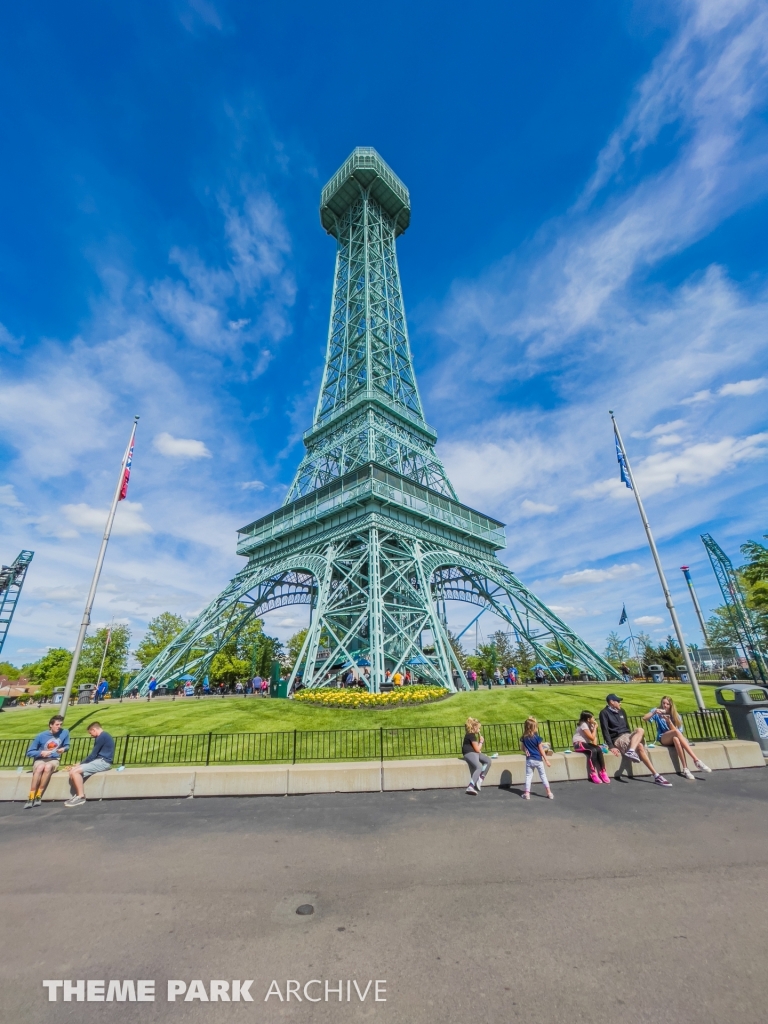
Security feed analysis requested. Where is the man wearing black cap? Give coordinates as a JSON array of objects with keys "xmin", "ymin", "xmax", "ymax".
[{"xmin": 599, "ymin": 694, "xmax": 672, "ymax": 786}]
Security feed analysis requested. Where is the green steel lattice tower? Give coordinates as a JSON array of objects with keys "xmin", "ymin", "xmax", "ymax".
[{"xmin": 131, "ymin": 148, "xmax": 617, "ymax": 693}]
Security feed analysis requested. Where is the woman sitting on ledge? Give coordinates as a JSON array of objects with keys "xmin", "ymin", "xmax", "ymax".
[
  {"xmin": 643, "ymin": 696, "xmax": 711, "ymax": 780},
  {"xmin": 462, "ymin": 717, "xmax": 491, "ymax": 795}
]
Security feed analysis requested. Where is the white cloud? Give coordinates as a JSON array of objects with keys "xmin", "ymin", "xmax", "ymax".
[
  {"xmin": 62, "ymin": 500, "xmax": 152, "ymax": 536},
  {"xmin": 635, "ymin": 432, "xmax": 768, "ymax": 496},
  {"xmin": 0, "ymin": 322, "xmax": 22, "ymax": 352},
  {"xmin": 635, "ymin": 615, "xmax": 664, "ymax": 625},
  {"xmin": 560, "ymin": 563, "xmax": 642, "ymax": 586},
  {"xmin": 240, "ymin": 479, "xmax": 266, "ymax": 491},
  {"xmin": 154, "ymin": 432, "xmax": 212, "ymax": 459},
  {"xmin": 520, "ymin": 498, "xmax": 558, "ymax": 516},
  {"xmin": 0, "ymin": 484, "xmax": 22, "ymax": 508},
  {"xmin": 683, "ymin": 376, "xmax": 768, "ymax": 402},
  {"xmin": 719, "ymin": 377, "xmax": 768, "ymax": 396}
]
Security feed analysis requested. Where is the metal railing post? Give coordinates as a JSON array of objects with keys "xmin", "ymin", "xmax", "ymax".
[
  {"xmin": 292, "ymin": 729, "xmax": 297, "ymax": 764},
  {"xmin": 380, "ymin": 726, "xmax": 384, "ymax": 763},
  {"xmin": 122, "ymin": 734, "xmax": 130, "ymax": 766},
  {"xmin": 205, "ymin": 732, "xmax": 212, "ymax": 766}
]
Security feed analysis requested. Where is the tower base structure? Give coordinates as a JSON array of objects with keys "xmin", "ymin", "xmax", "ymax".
[{"xmin": 128, "ymin": 149, "xmax": 617, "ymax": 693}]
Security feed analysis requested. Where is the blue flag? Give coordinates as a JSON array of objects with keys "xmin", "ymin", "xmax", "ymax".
[
  {"xmin": 619, "ymin": 605, "xmax": 628, "ymax": 625},
  {"xmin": 615, "ymin": 433, "xmax": 633, "ymax": 490}
]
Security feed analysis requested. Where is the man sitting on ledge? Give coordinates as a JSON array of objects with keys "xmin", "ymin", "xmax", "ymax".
[
  {"xmin": 599, "ymin": 694, "xmax": 672, "ymax": 787},
  {"xmin": 65, "ymin": 722, "xmax": 114, "ymax": 807}
]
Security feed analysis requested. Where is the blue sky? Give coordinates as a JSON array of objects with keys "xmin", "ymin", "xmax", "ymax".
[{"xmin": 1, "ymin": 0, "xmax": 767, "ymax": 667}]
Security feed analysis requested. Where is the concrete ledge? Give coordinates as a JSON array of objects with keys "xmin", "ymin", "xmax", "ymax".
[
  {"xmin": 100, "ymin": 767, "xmax": 195, "ymax": 800},
  {"xmin": 0, "ymin": 740, "xmax": 762, "ymax": 800},
  {"xmin": 724, "ymin": 740, "xmax": 766, "ymax": 769},
  {"xmin": 287, "ymin": 761, "xmax": 381, "ymax": 794},
  {"xmin": 193, "ymin": 764, "xmax": 288, "ymax": 797},
  {"xmin": 382, "ymin": 757, "xmax": 468, "ymax": 791}
]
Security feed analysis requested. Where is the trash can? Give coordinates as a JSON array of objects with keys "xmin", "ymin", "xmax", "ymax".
[
  {"xmin": 677, "ymin": 664, "xmax": 689, "ymax": 683},
  {"xmin": 77, "ymin": 684, "xmax": 96, "ymax": 704},
  {"xmin": 715, "ymin": 682, "xmax": 768, "ymax": 755},
  {"xmin": 52, "ymin": 687, "xmax": 65, "ymax": 705},
  {"xmin": 648, "ymin": 663, "xmax": 664, "ymax": 684},
  {"xmin": 269, "ymin": 660, "xmax": 285, "ymax": 698}
]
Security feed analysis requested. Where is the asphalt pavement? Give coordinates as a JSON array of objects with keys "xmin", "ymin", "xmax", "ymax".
[{"xmin": 1, "ymin": 767, "xmax": 767, "ymax": 1024}]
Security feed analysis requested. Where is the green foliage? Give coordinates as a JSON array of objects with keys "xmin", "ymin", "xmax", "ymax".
[
  {"xmin": 740, "ymin": 536, "xmax": 768, "ymax": 643},
  {"xmin": 135, "ymin": 612, "xmax": 187, "ymax": 668},
  {"xmin": 0, "ymin": 661, "xmax": 21, "ymax": 680},
  {"xmin": 603, "ymin": 630, "xmax": 629, "ymax": 667},
  {"xmin": 446, "ymin": 629, "xmax": 467, "ymax": 670},
  {"xmin": 511, "ymin": 638, "xmax": 535, "ymax": 680},
  {"xmin": 640, "ymin": 635, "xmax": 682, "ymax": 677},
  {"xmin": 76, "ymin": 625, "xmax": 131, "ymax": 690},
  {"xmin": 284, "ymin": 628, "xmax": 308, "ymax": 673},
  {"xmin": 24, "ymin": 648, "xmax": 73, "ymax": 697},
  {"xmin": 209, "ymin": 609, "xmax": 282, "ymax": 684}
]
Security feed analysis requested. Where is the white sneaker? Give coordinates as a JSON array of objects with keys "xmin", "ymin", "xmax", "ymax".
[
  {"xmin": 465, "ymin": 784, "xmax": 477, "ymax": 796},
  {"xmin": 681, "ymin": 768, "xmax": 696, "ymax": 781},
  {"xmin": 694, "ymin": 760, "xmax": 712, "ymax": 772},
  {"xmin": 64, "ymin": 795, "xmax": 86, "ymax": 808}
]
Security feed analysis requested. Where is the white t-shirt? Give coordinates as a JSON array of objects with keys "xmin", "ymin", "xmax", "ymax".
[{"xmin": 572, "ymin": 722, "xmax": 595, "ymax": 748}]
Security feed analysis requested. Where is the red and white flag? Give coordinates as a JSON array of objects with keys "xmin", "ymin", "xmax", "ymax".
[{"xmin": 119, "ymin": 430, "xmax": 136, "ymax": 501}]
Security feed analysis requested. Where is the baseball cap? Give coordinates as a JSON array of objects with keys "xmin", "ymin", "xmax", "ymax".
[{"xmin": 606, "ymin": 693, "xmax": 622, "ymax": 703}]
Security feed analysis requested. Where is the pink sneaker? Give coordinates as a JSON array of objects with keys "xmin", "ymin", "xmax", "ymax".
[
  {"xmin": 588, "ymin": 770, "xmax": 602, "ymax": 784},
  {"xmin": 599, "ymin": 770, "xmax": 611, "ymax": 784}
]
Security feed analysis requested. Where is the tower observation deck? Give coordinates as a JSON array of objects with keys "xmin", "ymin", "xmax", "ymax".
[{"xmin": 129, "ymin": 148, "xmax": 617, "ymax": 693}]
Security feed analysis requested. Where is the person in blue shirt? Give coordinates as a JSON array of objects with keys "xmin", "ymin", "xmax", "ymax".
[
  {"xmin": 520, "ymin": 716, "xmax": 554, "ymax": 800},
  {"xmin": 65, "ymin": 722, "xmax": 115, "ymax": 807},
  {"xmin": 147, "ymin": 677, "xmax": 157, "ymax": 701},
  {"xmin": 643, "ymin": 695, "xmax": 711, "ymax": 780},
  {"xmin": 94, "ymin": 679, "xmax": 109, "ymax": 703},
  {"xmin": 24, "ymin": 715, "xmax": 70, "ymax": 808}
]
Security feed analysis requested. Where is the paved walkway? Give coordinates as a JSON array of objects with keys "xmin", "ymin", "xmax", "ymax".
[{"xmin": 1, "ymin": 768, "xmax": 766, "ymax": 1023}]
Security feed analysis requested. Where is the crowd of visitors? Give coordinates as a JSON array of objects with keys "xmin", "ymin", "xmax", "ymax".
[
  {"xmin": 20, "ymin": 691, "xmax": 719, "ymax": 810},
  {"xmin": 462, "ymin": 691, "xmax": 715, "ymax": 797}
]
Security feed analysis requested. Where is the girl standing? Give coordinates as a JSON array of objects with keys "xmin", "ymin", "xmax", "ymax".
[
  {"xmin": 520, "ymin": 717, "xmax": 553, "ymax": 799},
  {"xmin": 572, "ymin": 710, "xmax": 610, "ymax": 784}
]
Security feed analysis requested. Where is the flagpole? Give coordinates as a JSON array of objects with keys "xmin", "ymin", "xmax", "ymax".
[
  {"xmin": 610, "ymin": 412, "xmax": 705, "ymax": 710},
  {"xmin": 58, "ymin": 417, "xmax": 139, "ymax": 719}
]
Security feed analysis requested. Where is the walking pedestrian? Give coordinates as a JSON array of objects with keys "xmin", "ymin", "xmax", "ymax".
[
  {"xmin": 572, "ymin": 711, "xmax": 610, "ymax": 784},
  {"xmin": 534, "ymin": 666, "xmax": 546, "ymax": 685},
  {"xmin": 24, "ymin": 715, "xmax": 70, "ymax": 808},
  {"xmin": 463, "ymin": 718, "xmax": 491, "ymax": 795},
  {"xmin": 599, "ymin": 693, "xmax": 672, "ymax": 786},
  {"xmin": 147, "ymin": 677, "xmax": 157, "ymax": 701},
  {"xmin": 520, "ymin": 716, "xmax": 553, "ymax": 800},
  {"xmin": 643, "ymin": 696, "xmax": 711, "ymax": 779}
]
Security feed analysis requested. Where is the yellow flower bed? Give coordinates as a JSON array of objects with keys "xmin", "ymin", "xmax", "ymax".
[{"xmin": 293, "ymin": 685, "xmax": 447, "ymax": 709}]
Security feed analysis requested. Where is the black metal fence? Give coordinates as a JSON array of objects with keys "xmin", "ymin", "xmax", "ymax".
[{"xmin": 0, "ymin": 709, "xmax": 733, "ymax": 769}]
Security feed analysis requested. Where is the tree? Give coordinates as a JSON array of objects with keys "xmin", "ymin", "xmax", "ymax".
[
  {"xmin": 640, "ymin": 635, "xmax": 682, "ymax": 677},
  {"xmin": 604, "ymin": 631, "xmax": 631, "ymax": 668},
  {"xmin": 284, "ymin": 628, "xmax": 309, "ymax": 674},
  {"xmin": 208, "ymin": 609, "xmax": 282, "ymax": 684},
  {"xmin": 446, "ymin": 629, "xmax": 467, "ymax": 670},
  {"xmin": 489, "ymin": 630, "xmax": 515, "ymax": 669},
  {"xmin": 466, "ymin": 642, "xmax": 497, "ymax": 679},
  {"xmin": 512, "ymin": 638, "xmax": 535, "ymax": 680},
  {"xmin": 75, "ymin": 625, "xmax": 131, "ymax": 690},
  {"xmin": 24, "ymin": 648, "xmax": 72, "ymax": 697},
  {"xmin": 135, "ymin": 612, "xmax": 187, "ymax": 668},
  {"xmin": 0, "ymin": 661, "xmax": 21, "ymax": 680}
]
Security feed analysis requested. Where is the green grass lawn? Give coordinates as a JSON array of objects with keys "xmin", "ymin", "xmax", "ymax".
[{"xmin": 0, "ymin": 683, "xmax": 718, "ymax": 739}]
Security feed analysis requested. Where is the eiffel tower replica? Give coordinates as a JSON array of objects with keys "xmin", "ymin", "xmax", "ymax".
[{"xmin": 132, "ymin": 148, "xmax": 617, "ymax": 693}]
